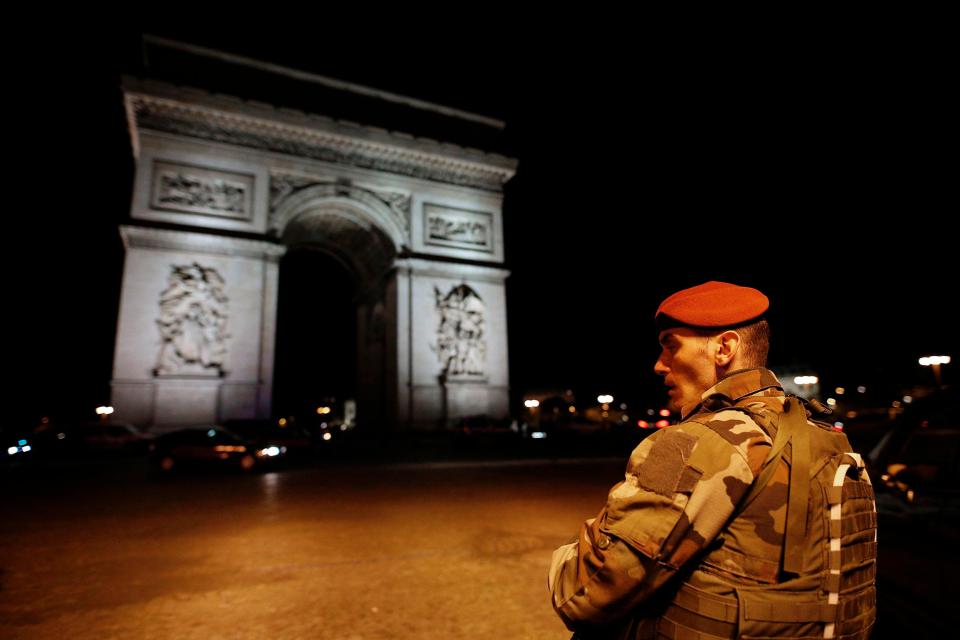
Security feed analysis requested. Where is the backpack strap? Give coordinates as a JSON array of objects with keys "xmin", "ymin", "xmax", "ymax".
[
  {"xmin": 715, "ymin": 396, "xmax": 810, "ymax": 575},
  {"xmin": 781, "ymin": 397, "xmax": 811, "ymax": 574}
]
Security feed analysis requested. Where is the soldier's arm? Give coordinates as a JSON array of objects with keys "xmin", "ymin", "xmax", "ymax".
[{"xmin": 548, "ymin": 412, "xmax": 769, "ymax": 631}]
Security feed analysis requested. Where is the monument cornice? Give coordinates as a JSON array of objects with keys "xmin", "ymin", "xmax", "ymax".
[
  {"xmin": 120, "ymin": 225, "xmax": 287, "ymax": 261},
  {"xmin": 123, "ymin": 77, "xmax": 517, "ymax": 193}
]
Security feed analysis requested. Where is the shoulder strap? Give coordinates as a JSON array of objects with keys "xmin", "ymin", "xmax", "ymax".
[
  {"xmin": 781, "ymin": 397, "xmax": 811, "ymax": 574},
  {"xmin": 718, "ymin": 396, "xmax": 811, "ymax": 575}
]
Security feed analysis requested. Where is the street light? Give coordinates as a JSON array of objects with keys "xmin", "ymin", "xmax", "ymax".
[
  {"xmin": 595, "ymin": 395, "xmax": 614, "ymax": 425},
  {"xmin": 523, "ymin": 399, "xmax": 541, "ymax": 430},
  {"xmin": 919, "ymin": 355, "xmax": 951, "ymax": 388},
  {"xmin": 793, "ymin": 376, "xmax": 819, "ymax": 399}
]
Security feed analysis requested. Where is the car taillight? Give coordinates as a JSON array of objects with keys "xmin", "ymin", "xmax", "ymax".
[{"xmin": 214, "ymin": 445, "xmax": 247, "ymax": 453}]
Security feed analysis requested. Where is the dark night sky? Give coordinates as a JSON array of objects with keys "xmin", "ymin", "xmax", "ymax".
[{"xmin": 11, "ymin": 26, "xmax": 956, "ymax": 426}]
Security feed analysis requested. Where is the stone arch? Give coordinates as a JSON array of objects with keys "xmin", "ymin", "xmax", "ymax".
[
  {"xmin": 270, "ymin": 183, "xmax": 409, "ymax": 253},
  {"xmin": 270, "ymin": 193, "xmax": 402, "ymax": 431},
  {"xmin": 279, "ymin": 203, "xmax": 398, "ymax": 295}
]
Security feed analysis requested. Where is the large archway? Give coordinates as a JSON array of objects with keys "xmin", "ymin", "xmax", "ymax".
[
  {"xmin": 272, "ymin": 201, "xmax": 399, "ymax": 432},
  {"xmin": 272, "ymin": 248, "xmax": 357, "ymax": 423}
]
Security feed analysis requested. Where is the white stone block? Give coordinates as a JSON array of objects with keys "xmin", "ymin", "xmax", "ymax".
[
  {"xmin": 153, "ymin": 379, "xmax": 221, "ymax": 427},
  {"xmin": 219, "ymin": 383, "xmax": 260, "ymax": 422}
]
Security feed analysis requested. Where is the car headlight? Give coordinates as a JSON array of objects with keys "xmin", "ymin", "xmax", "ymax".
[{"xmin": 7, "ymin": 441, "xmax": 31, "ymax": 455}]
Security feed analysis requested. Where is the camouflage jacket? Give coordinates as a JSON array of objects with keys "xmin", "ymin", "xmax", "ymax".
[{"xmin": 548, "ymin": 368, "xmax": 787, "ymax": 635}]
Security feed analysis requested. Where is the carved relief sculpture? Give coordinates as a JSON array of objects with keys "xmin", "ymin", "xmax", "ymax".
[
  {"xmin": 151, "ymin": 161, "xmax": 254, "ymax": 220},
  {"xmin": 158, "ymin": 172, "xmax": 245, "ymax": 212},
  {"xmin": 433, "ymin": 284, "xmax": 486, "ymax": 378},
  {"xmin": 423, "ymin": 204, "xmax": 492, "ymax": 252},
  {"xmin": 429, "ymin": 216, "xmax": 487, "ymax": 245},
  {"xmin": 154, "ymin": 263, "xmax": 230, "ymax": 376}
]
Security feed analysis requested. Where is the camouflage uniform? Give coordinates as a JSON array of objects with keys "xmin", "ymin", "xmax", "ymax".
[{"xmin": 548, "ymin": 368, "xmax": 877, "ymax": 639}]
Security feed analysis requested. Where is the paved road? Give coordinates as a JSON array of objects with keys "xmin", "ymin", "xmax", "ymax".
[
  {"xmin": 0, "ymin": 458, "xmax": 627, "ymax": 639},
  {"xmin": 4, "ymin": 455, "xmax": 954, "ymax": 639}
]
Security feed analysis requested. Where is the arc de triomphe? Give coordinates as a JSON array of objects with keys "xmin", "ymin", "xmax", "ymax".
[{"xmin": 110, "ymin": 71, "xmax": 516, "ymax": 431}]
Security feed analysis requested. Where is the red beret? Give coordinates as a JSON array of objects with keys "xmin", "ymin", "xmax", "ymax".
[{"xmin": 655, "ymin": 281, "xmax": 769, "ymax": 329}]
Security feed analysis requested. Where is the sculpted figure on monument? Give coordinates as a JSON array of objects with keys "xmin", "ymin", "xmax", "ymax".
[
  {"xmin": 433, "ymin": 284, "xmax": 486, "ymax": 378},
  {"xmin": 155, "ymin": 263, "xmax": 230, "ymax": 376}
]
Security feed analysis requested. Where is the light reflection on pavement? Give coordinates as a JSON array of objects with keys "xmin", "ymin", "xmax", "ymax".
[{"xmin": 0, "ymin": 459, "xmax": 624, "ymax": 639}]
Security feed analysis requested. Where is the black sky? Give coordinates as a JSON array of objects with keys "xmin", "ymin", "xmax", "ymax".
[{"xmin": 11, "ymin": 27, "xmax": 956, "ymax": 426}]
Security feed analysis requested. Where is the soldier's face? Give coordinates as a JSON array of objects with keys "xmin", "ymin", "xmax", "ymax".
[{"xmin": 654, "ymin": 328, "xmax": 718, "ymax": 416}]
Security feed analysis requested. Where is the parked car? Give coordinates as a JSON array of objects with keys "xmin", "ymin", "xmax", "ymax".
[
  {"xmin": 221, "ymin": 419, "xmax": 315, "ymax": 460},
  {"xmin": 453, "ymin": 415, "xmax": 524, "ymax": 455},
  {"xmin": 70, "ymin": 422, "xmax": 152, "ymax": 454},
  {"xmin": 6, "ymin": 421, "xmax": 151, "ymax": 460},
  {"xmin": 3, "ymin": 426, "xmax": 37, "ymax": 463},
  {"xmin": 862, "ymin": 386, "xmax": 959, "ymax": 638},
  {"xmin": 149, "ymin": 426, "xmax": 284, "ymax": 474},
  {"xmin": 868, "ymin": 385, "xmax": 959, "ymax": 507},
  {"xmin": 457, "ymin": 414, "xmax": 517, "ymax": 436}
]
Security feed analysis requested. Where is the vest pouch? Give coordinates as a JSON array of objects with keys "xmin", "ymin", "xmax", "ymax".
[{"xmin": 735, "ymin": 586, "xmax": 834, "ymax": 639}]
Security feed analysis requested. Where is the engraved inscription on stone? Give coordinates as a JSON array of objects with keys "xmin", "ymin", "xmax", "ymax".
[
  {"xmin": 151, "ymin": 161, "xmax": 254, "ymax": 220},
  {"xmin": 424, "ymin": 204, "xmax": 493, "ymax": 252},
  {"xmin": 433, "ymin": 284, "xmax": 486, "ymax": 378},
  {"xmin": 154, "ymin": 263, "xmax": 230, "ymax": 377}
]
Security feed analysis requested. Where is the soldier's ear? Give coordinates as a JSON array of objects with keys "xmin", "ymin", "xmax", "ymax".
[{"xmin": 714, "ymin": 330, "xmax": 741, "ymax": 365}]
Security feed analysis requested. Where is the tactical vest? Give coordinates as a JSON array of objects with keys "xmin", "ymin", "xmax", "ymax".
[{"xmin": 656, "ymin": 396, "xmax": 877, "ymax": 640}]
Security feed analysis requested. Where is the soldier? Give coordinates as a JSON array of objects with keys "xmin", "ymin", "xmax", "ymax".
[{"xmin": 548, "ymin": 281, "xmax": 877, "ymax": 639}]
